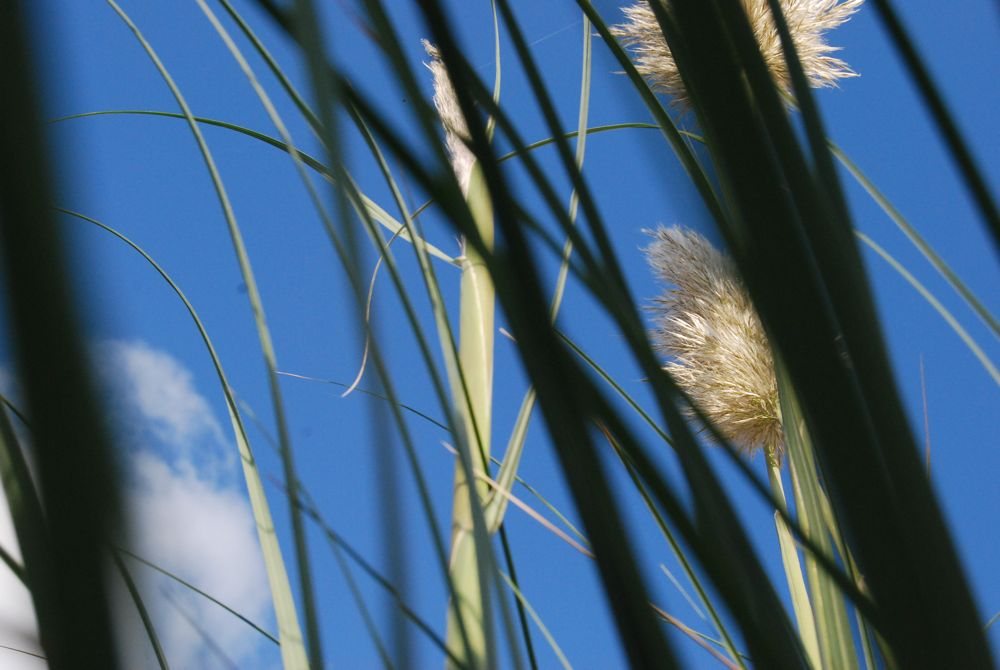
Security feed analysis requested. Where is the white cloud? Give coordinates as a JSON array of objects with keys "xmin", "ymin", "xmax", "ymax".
[
  {"xmin": 95, "ymin": 340, "xmax": 228, "ymax": 465},
  {"xmin": 119, "ymin": 451, "xmax": 274, "ymax": 669},
  {"xmin": 0, "ymin": 344, "xmax": 279, "ymax": 669}
]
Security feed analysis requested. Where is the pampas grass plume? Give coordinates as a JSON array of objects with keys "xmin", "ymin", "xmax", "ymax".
[
  {"xmin": 645, "ymin": 226, "xmax": 782, "ymax": 454},
  {"xmin": 423, "ymin": 40, "xmax": 475, "ymax": 195},
  {"xmin": 613, "ymin": 0, "xmax": 863, "ymax": 107}
]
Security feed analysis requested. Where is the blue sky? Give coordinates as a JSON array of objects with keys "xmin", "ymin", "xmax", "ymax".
[{"xmin": 1, "ymin": 0, "xmax": 998, "ymax": 667}]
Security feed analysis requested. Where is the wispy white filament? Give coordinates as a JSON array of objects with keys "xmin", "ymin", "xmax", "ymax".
[
  {"xmin": 645, "ymin": 226, "xmax": 781, "ymax": 454},
  {"xmin": 423, "ymin": 40, "xmax": 475, "ymax": 195}
]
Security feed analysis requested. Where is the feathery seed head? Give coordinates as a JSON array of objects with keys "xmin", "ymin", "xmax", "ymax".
[
  {"xmin": 612, "ymin": 0, "xmax": 863, "ymax": 107},
  {"xmin": 423, "ymin": 40, "xmax": 476, "ymax": 195},
  {"xmin": 644, "ymin": 226, "xmax": 781, "ymax": 454}
]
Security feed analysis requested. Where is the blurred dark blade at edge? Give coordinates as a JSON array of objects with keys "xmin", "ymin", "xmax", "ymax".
[{"xmin": 0, "ymin": 2, "xmax": 122, "ymax": 668}]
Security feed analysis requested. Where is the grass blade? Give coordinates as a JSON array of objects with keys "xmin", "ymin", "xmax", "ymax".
[{"xmin": 0, "ymin": 5, "xmax": 122, "ymax": 665}]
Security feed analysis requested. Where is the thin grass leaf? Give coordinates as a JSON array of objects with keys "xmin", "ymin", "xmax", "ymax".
[
  {"xmin": 52, "ymin": 109, "xmax": 457, "ymax": 265},
  {"xmin": 497, "ymin": 572, "xmax": 572, "ymax": 670},
  {"xmin": 0, "ymin": 7, "xmax": 122, "ymax": 665},
  {"xmin": 856, "ymin": 232, "xmax": 1000, "ymax": 385},
  {"xmin": 658, "ymin": 0, "xmax": 992, "ymax": 663},
  {"xmin": 0, "ymin": 644, "xmax": 46, "ymax": 662},
  {"xmin": 487, "ymin": 11, "xmax": 593, "ymax": 533},
  {"xmin": 112, "ymin": 550, "xmax": 170, "ymax": 670},
  {"xmin": 867, "ymin": 0, "xmax": 1000, "ymax": 250},
  {"xmin": 59, "ymin": 206, "xmax": 306, "ymax": 668},
  {"xmin": 832, "ymin": 144, "xmax": 1000, "ymax": 339},
  {"xmin": 106, "ymin": 4, "xmax": 322, "ymax": 665},
  {"xmin": 117, "ymin": 546, "xmax": 279, "ymax": 646},
  {"xmin": 598, "ymin": 424, "xmax": 746, "ymax": 669},
  {"xmin": 160, "ymin": 587, "xmax": 240, "ymax": 670}
]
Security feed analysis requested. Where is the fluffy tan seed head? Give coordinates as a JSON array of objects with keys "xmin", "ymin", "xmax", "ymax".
[
  {"xmin": 423, "ymin": 40, "xmax": 475, "ymax": 195},
  {"xmin": 645, "ymin": 226, "xmax": 781, "ymax": 454},
  {"xmin": 612, "ymin": 0, "xmax": 863, "ymax": 107}
]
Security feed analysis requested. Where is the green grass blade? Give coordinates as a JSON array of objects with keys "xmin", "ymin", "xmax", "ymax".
[
  {"xmin": 0, "ymin": 7, "xmax": 122, "ymax": 665},
  {"xmin": 498, "ymin": 572, "xmax": 572, "ymax": 670},
  {"xmin": 52, "ymin": 109, "xmax": 457, "ymax": 266},
  {"xmin": 105, "ymin": 4, "xmax": 322, "ymax": 665},
  {"xmin": 117, "ymin": 546, "xmax": 279, "ymax": 645},
  {"xmin": 867, "ymin": 0, "xmax": 1000, "ymax": 249},
  {"xmin": 59, "ymin": 206, "xmax": 307, "ymax": 669},
  {"xmin": 112, "ymin": 550, "xmax": 171, "ymax": 669},
  {"xmin": 856, "ymin": 232, "xmax": 999, "ymax": 385},
  {"xmin": 778, "ymin": 366, "xmax": 859, "ymax": 670},
  {"xmin": 487, "ymin": 11, "xmax": 592, "ymax": 533},
  {"xmin": 832, "ymin": 144, "xmax": 1000, "ymax": 339}
]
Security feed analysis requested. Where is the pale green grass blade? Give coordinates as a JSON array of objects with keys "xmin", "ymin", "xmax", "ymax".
[
  {"xmin": 105, "ymin": 4, "xmax": 322, "ymax": 665},
  {"xmin": 778, "ymin": 364, "xmax": 859, "ymax": 670},
  {"xmin": 856, "ymin": 232, "xmax": 999, "ymax": 385},
  {"xmin": 59, "ymin": 206, "xmax": 307, "ymax": 668},
  {"xmin": 659, "ymin": 565, "xmax": 705, "ymax": 622},
  {"xmin": 765, "ymin": 450, "xmax": 821, "ymax": 669},
  {"xmin": 112, "ymin": 550, "xmax": 170, "ymax": 670}
]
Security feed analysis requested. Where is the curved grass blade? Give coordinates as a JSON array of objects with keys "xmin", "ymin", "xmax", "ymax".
[
  {"xmin": 487, "ymin": 10, "xmax": 592, "ymax": 533},
  {"xmin": 112, "ymin": 550, "xmax": 170, "ymax": 669},
  {"xmin": 868, "ymin": 0, "xmax": 1000, "ymax": 250},
  {"xmin": 117, "ymin": 546, "xmax": 279, "ymax": 645},
  {"xmin": 856, "ymin": 232, "xmax": 1000, "ymax": 385},
  {"xmin": 60, "ymin": 205, "xmax": 307, "ymax": 669},
  {"xmin": 51, "ymin": 109, "xmax": 457, "ymax": 266},
  {"xmin": 105, "ymin": 4, "xmax": 322, "ymax": 665},
  {"xmin": 832, "ymin": 144, "xmax": 1000, "ymax": 339}
]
